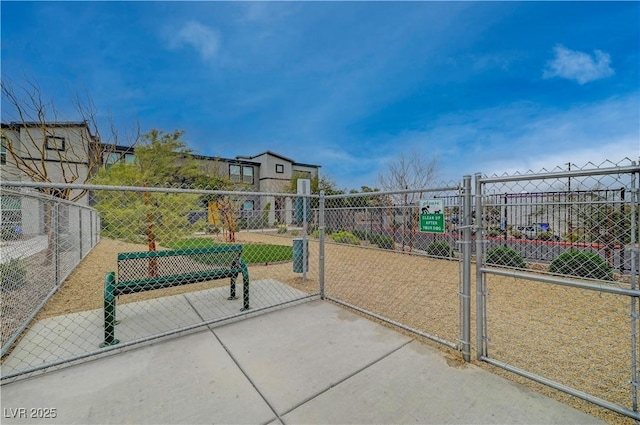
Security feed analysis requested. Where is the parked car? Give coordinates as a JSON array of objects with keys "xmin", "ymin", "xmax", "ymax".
[{"xmin": 515, "ymin": 224, "xmax": 561, "ymax": 241}]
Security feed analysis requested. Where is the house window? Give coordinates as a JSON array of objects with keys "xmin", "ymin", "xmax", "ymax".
[
  {"xmin": 46, "ymin": 136, "xmax": 66, "ymax": 151},
  {"xmin": 230, "ymin": 165, "xmax": 241, "ymax": 182},
  {"xmin": 276, "ymin": 164, "xmax": 284, "ymax": 174},
  {"xmin": 242, "ymin": 166, "xmax": 254, "ymax": 184},
  {"xmin": 124, "ymin": 154, "xmax": 135, "ymax": 164},
  {"xmin": 0, "ymin": 137, "xmax": 7, "ymax": 165},
  {"xmin": 243, "ymin": 200, "xmax": 254, "ymax": 211},
  {"xmin": 230, "ymin": 165, "xmax": 254, "ymax": 184},
  {"xmin": 104, "ymin": 152, "xmax": 120, "ymax": 166}
]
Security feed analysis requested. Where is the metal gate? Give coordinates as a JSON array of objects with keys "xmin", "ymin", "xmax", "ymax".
[
  {"xmin": 321, "ymin": 177, "xmax": 474, "ymax": 359},
  {"xmin": 475, "ymin": 161, "xmax": 640, "ymax": 420}
]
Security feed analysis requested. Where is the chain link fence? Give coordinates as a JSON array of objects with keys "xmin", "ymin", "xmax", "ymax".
[
  {"xmin": 1, "ymin": 158, "xmax": 640, "ymax": 422},
  {"xmin": 321, "ymin": 183, "xmax": 469, "ymax": 351},
  {"xmin": 475, "ymin": 159, "xmax": 640, "ymax": 420},
  {"xmin": 1, "ymin": 184, "xmax": 319, "ymax": 380},
  {"xmin": 1, "ymin": 187, "xmax": 100, "ymax": 358}
]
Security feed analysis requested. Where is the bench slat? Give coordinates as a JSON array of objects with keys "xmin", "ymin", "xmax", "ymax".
[
  {"xmin": 117, "ymin": 245, "xmax": 243, "ymax": 260},
  {"xmin": 114, "ymin": 267, "xmax": 246, "ymax": 295}
]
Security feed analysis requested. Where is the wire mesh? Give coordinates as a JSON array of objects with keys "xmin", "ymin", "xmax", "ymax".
[
  {"xmin": 322, "ymin": 185, "xmax": 465, "ymax": 349},
  {"xmin": 476, "ymin": 158, "xmax": 640, "ymax": 420},
  {"xmin": 1, "ymin": 184, "xmax": 319, "ymax": 379},
  {"xmin": 0, "ymin": 188, "xmax": 100, "ymax": 357}
]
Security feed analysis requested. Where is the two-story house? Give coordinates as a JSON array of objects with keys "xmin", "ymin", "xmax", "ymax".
[
  {"xmin": 1, "ymin": 121, "xmax": 321, "ymax": 229},
  {"xmin": 1, "ymin": 121, "xmax": 99, "ymax": 238},
  {"xmin": 104, "ymin": 146, "xmax": 321, "ymax": 226},
  {"xmin": 1, "ymin": 121, "xmax": 99, "ymax": 204}
]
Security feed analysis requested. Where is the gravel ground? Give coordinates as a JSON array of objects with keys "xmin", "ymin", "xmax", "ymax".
[{"xmin": 26, "ymin": 232, "xmax": 637, "ymax": 424}]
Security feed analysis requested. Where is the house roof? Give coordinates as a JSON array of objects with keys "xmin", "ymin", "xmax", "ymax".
[
  {"xmin": 2, "ymin": 121, "xmax": 97, "ymax": 140},
  {"xmin": 236, "ymin": 150, "xmax": 321, "ymax": 168}
]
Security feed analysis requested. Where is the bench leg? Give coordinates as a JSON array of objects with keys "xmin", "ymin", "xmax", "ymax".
[
  {"xmin": 101, "ymin": 272, "xmax": 120, "ymax": 347},
  {"xmin": 228, "ymin": 275, "xmax": 238, "ymax": 300},
  {"xmin": 241, "ymin": 266, "xmax": 250, "ymax": 311}
]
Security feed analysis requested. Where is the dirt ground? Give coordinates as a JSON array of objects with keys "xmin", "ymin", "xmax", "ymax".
[{"xmin": 31, "ymin": 231, "xmax": 636, "ymax": 424}]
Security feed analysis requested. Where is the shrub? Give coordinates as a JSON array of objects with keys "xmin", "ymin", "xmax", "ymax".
[
  {"xmin": 486, "ymin": 226, "xmax": 503, "ymax": 237},
  {"xmin": 291, "ymin": 230, "xmax": 299, "ymax": 237},
  {"xmin": 486, "ymin": 246, "xmax": 526, "ymax": 269},
  {"xmin": 311, "ymin": 229, "xmax": 320, "ymax": 239},
  {"xmin": 510, "ymin": 230, "xmax": 524, "ymax": 239},
  {"xmin": 331, "ymin": 231, "xmax": 361, "ymax": 245},
  {"xmin": 277, "ymin": 224, "xmax": 288, "ymax": 234},
  {"xmin": 0, "ymin": 258, "xmax": 28, "ymax": 292},
  {"xmin": 427, "ymin": 241, "xmax": 453, "ymax": 258},
  {"xmin": 262, "ymin": 202, "xmax": 271, "ymax": 228},
  {"xmin": 370, "ymin": 234, "xmax": 395, "ymax": 250},
  {"xmin": 549, "ymin": 251, "xmax": 613, "ymax": 280},
  {"xmin": 353, "ymin": 229, "xmax": 368, "ymax": 240},
  {"xmin": 536, "ymin": 231, "xmax": 555, "ymax": 241}
]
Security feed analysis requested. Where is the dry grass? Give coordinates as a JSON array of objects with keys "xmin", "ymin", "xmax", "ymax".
[{"xmin": 31, "ymin": 232, "xmax": 636, "ymax": 424}]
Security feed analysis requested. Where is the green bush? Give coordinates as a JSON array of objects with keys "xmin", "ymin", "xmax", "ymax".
[
  {"xmin": 277, "ymin": 224, "xmax": 288, "ymax": 234},
  {"xmin": 427, "ymin": 241, "xmax": 453, "ymax": 258},
  {"xmin": 331, "ymin": 231, "xmax": 361, "ymax": 245},
  {"xmin": 0, "ymin": 258, "xmax": 28, "ymax": 292},
  {"xmin": 536, "ymin": 231, "xmax": 555, "ymax": 241},
  {"xmin": 353, "ymin": 229, "xmax": 368, "ymax": 240},
  {"xmin": 486, "ymin": 226, "xmax": 503, "ymax": 237},
  {"xmin": 370, "ymin": 234, "xmax": 395, "ymax": 250},
  {"xmin": 549, "ymin": 251, "xmax": 613, "ymax": 280},
  {"xmin": 311, "ymin": 229, "xmax": 320, "ymax": 238},
  {"xmin": 486, "ymin": 246, "xmax": 526, "ymax": 268}
]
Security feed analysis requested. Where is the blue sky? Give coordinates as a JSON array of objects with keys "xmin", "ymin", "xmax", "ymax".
[{"xmin": 2, "ymin": 1, "xmax": 639, "ymax": 190}]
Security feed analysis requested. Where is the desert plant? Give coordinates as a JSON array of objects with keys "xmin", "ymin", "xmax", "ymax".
[
  {"xmin": 370, "ymin": 234, "xmax": 395, "ymax": 250},
  {"xmin": 331, "ymin": 231, "xmax": 361, "ymax": 245},
  {"xmin": 486, "ymin": 246, "xmax": 526, "ymax": 269},
  {"xmin": 549, "ymin": 251, "xmax": 613, "ymax": 280},
  {"xmin": 262, "ymin": 202, "xmax": 271, "ymax": 227},
  {"xmin": 426, "ymin": 241, "xmax": 453, "ymax": 258},
  {"xmin": 0, "ymin": 258, "xmax": 28, "ymax": 292}
]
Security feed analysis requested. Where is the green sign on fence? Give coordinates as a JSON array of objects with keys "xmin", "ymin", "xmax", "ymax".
[{"xmin": 419, "ymin": 199, "xmax": 445, "ymax": 233}]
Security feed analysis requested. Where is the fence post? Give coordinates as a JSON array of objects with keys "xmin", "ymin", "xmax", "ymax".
[
  {"xmin": 53, "ymin": 201, "xmax": 60, "ymax": 286},
  {"xmin": 630, "ymin": 163, "xmax": 638, "ymax": 412},
  {"xmin": 319, "ymin": 190, "xmax": 325, "ymax": 299},
  {"xmin": 462, "ymin": 175, "xmax": 472, "ymax": 362},
  {"xmin": 475, "ymin": 173, "xmax": 486, "ymax": 360},
  {"xmin": 79, "ymin": 207, "xmax": 83, "ymax": 260}
]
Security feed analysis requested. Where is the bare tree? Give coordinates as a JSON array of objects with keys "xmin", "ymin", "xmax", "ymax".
[
  {"xmin": 378, "ymin": 150, "xmax": 438, "ymax": 251},
  {"xmin": 1, "ymin": 75, "xmax": 140, "ymax": 201},
  {"xmin": 1, "ymin": 75, "xmax": 139, "ymax": 265}
]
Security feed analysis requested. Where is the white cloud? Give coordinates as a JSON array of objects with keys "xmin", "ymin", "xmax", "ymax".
[
  {"xmin": 169, "ymin": 21, "xmax": 219, "ymax": 61},
  {"xmin": 379, "ymin": 93, "xmax": 639, "ymax": 183},
  {"xmin": 543, "ymin": 44, "xmax": 614, "ymax": 84}
]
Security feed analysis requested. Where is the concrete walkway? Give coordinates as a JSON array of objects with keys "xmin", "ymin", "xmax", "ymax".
[{"xmin": 1, "ymin": 300, "xmax": 603, "ymax": 424}]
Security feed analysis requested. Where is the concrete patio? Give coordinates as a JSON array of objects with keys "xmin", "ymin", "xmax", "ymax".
[{"xmin": 1, "ymin": 299, "xmax": 603, "ymax": 424}]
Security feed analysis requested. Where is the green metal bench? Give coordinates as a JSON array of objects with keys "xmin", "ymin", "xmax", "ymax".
[{"xmin": 102, "ymin": 245, "xmax": 250, "ymax": 346}]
